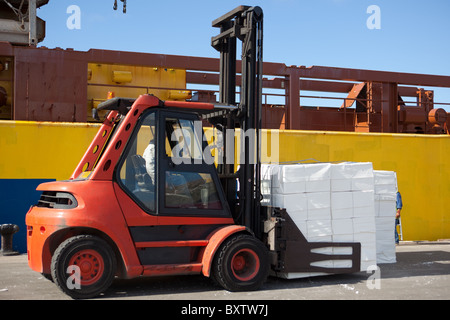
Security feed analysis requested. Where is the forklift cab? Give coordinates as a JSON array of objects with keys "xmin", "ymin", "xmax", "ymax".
[{"xmin": 116, "ymin": 107, "xmax": 230, "ymax": 217}]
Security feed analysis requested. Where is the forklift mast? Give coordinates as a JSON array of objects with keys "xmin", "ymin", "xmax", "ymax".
[{"xmin": 211, "ymin": 6, "xmax": 264, "ymax": 236}]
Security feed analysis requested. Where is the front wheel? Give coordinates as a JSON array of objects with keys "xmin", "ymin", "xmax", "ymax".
[
  {"xmin": 51, "ymin": 235, "xmax": 117, "ymax": 299},
  {"xmin": 212, "ymin": 234, "xmax": 269, "ymax": 292}
]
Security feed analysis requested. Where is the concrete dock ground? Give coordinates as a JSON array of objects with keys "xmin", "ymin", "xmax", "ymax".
[{"xmin": 1, "ymin": 241, "xmax": 449, "ymax": 301}]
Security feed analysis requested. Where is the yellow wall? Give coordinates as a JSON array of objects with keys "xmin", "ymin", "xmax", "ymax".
[
  {"xmin": 1, "ymin": 120, "xmax": 449, "ymax": 241},
  {"xmin": 274, "ymin": 130, "xmax": 450, "ymax": 241},
  {"xmin": 0, "ymin": 121, "xmax": 99, "ymax": 180}
]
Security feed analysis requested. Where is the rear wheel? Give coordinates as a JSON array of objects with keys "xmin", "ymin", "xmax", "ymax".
[
  {"xmin": 51, "ymin": 235, "xmax": 116, "ymax": 299},
  {"xmin": 212, "ymin": 234, "xmax": 269, "ymax": 291}
]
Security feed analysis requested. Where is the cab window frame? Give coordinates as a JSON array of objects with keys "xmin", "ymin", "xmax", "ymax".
[
  {"xmin": 157, "ymin": 110, "xmax": 231, "ymax": 217},
  {"xmin": 114, "ymin": 108, "xmax": 231, "ymax": 218},
  {"xmin": 115, "ymin": 109, "xmax": 158, "ymax": 215}
]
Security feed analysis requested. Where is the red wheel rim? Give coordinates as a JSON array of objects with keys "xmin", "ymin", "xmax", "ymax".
[
  {"xmin": 68, "ymin": 249, "xmax": 105, "ymax": 286},
  {"xmin": 231, "ymin": 249, "xmax": 260, "ymax": 281}
]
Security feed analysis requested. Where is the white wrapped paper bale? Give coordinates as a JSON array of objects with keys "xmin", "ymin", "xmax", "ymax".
[
  {"xmin": 373, "ymin": 170, "xmax": 398, "ymax": 263},
  {"xmin": 261, "ymin": 162, "xmax": 396, "ymax": 277}
]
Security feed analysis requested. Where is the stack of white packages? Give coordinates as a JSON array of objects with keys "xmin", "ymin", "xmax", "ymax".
[
  {"xmin": 373, "ymin": 170, "xmax": 397, "ymax": 263},
  {"xmin": 261, "ymin": 161, "xmax": 393, "ymax": 279},
  {"xmin": 330, "ymin": 162, "xmax": 377, "ymax": 271}
]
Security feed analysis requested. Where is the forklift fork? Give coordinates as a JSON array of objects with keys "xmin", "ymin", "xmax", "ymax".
[{"xmin": 264, "ymin": 207, "xmax": 361, "ymax": 274}]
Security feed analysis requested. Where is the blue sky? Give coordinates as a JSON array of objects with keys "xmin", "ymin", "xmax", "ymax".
[{"xmin": 37, "ymin": 0, "xmax": 450, "ymax": 109}]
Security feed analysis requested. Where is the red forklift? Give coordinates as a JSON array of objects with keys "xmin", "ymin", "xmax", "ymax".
[{"xmin": 26, "ymin": 6, "xmax": 360, "ymax": 299}]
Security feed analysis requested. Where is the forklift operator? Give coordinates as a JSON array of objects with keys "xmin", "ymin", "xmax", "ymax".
[{"xmin": 142, "ymin": 138, "xmax": 155, "ymax": 183}]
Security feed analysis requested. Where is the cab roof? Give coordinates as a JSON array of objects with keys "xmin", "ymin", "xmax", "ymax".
[{"xmin": 96, "ymin": 95, "xmax": 237, "ymax": 117}]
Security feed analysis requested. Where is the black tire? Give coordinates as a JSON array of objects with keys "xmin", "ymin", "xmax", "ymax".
[
  {"xmin": 51, "ymin": 235, "xmax": 117, "ymax": 299},
  {"xmin": 212, "ymin": 234, "xmax": 269, "ymax": 292}
]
